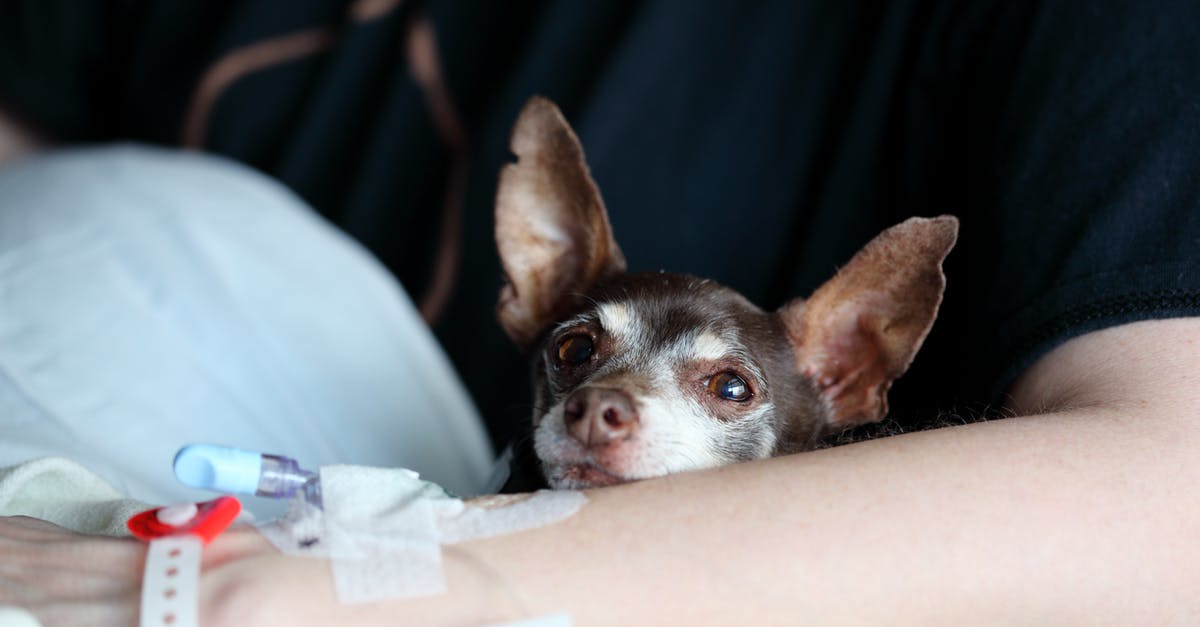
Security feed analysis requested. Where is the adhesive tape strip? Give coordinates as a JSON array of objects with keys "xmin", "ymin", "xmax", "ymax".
[
  {"xmin": 0, "ymin": 606, "xmax": 43, "ymax": 627},
  {"xmin": 482, "ymin": 611, "xmax": 573, "ymax": 627},
  {"xmin": 438, "ymin": 490, "xmax": 586, "ymax": 545},
  {"xmin": 327, "ymin": 469, "xmax": 445, "ymax": 602},
  {"xmin": 257, "ymin": 465, "xmax": 586, "ymax": 604}
]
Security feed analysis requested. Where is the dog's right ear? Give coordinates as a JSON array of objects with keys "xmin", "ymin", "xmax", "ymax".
[{"xmin": 495, "ymin": 96, "xmax": 626, "ymax": 351}]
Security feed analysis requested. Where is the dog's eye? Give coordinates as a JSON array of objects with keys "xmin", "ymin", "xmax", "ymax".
[
  {"xmin": 708, "ymin": 372, "xmax": 751, "ymax": 401},
  {"xmin": 557, "ymin": 334, "xmax": 595, "ymax": 365}
]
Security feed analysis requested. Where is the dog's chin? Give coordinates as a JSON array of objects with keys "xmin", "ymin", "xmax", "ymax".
[{"xmin": 544, "ymin": 462, "xmax": 631, "ymax": 489}]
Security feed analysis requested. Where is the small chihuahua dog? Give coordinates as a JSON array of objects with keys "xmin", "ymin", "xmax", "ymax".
[{"xmin": 495, "ymin": 97, "xmax": 957, "ymax": 489}]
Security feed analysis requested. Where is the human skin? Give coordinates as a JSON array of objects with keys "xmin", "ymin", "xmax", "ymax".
[{"xmin": 3, "ymin": 317, "xmax": 1199, "ymax": 625}]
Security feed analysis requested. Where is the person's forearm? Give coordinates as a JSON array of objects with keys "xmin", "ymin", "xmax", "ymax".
[
  {"xmin": 478, "ymin": 408, "xmax": 1196, "ymax": 625},
  {"xmin": 206, "ymin": 403, "xmax": 1200, "ymax": 626},
  {"xmin": 203, "ymin": 319, "xmax": 1200, "ymax": 625}
]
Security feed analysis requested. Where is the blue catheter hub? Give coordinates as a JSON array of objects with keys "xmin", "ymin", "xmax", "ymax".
[{"xmin": 173, "ymin": 444, "xmax": 263, "ymax": 495}]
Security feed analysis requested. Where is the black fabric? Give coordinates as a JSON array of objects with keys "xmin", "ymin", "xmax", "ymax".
[{"xmin": 2, "ymin": 0, "xmax": 1198, "ymax": 451}]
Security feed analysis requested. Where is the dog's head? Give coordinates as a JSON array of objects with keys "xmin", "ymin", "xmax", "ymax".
[{"xmin": 495, "ymin": 97, "xmax": 957, "ymax": 488}]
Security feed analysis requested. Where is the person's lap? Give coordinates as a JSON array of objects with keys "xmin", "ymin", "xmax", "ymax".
[{"xmin": 0, "ymin": 145, "xmax": 493, "ymax": 516}]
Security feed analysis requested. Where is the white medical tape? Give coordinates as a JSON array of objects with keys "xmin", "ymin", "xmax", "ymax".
[
  {"xmin": 438, "ymin": 491, "xmax": 587, "ymax": 545},
  {"xmin": 256, "ymin": 465, "xmax": 587, "ymax": 604},
  {"xmin": 325, "ymin": 466, "xmax": 447, "ymax": 603},
  {"xmin": 0, "ymin": 606, "xmax": 44, "ymax": 627},
  {"xmin": 482, "ymin": 611, "xmax": 574, "ymax": 627}
]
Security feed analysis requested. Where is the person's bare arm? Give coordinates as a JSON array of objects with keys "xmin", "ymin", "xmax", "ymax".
[
  {"xmin": 196, "ymin": 317, "xmax": 1199, "ymax": 626},
  {"xmin": 4, "ymin": 318, "xmax": 1194, "ymax": 625}
]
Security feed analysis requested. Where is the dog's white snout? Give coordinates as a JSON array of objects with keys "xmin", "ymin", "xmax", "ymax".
[{"xmin": 563, "ymin": 387, "xmax": 639, "ymax": 448}]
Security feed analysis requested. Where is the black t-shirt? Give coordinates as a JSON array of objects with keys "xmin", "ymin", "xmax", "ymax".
[{"xmin": 2, "ymin": 0, "xmax": 1198, "ymax": 450}]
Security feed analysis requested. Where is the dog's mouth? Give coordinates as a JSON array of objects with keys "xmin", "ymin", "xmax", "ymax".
[{"xmin": 551, "ymin": 462, "xmax": 629, "ymax": 489}]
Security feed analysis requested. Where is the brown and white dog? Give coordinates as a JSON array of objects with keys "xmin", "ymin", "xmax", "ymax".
[{"xmin": 495, "ymin": 97, "xmax": 958, "ymax": 489}]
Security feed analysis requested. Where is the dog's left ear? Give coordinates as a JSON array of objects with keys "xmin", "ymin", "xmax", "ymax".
[
  {"xmin": 778, "ymin": 216, "xmax": 958, "ymax": 431},
  {"xmin": 495, "ymin": 96, "xmax": 626, "ymax": 351}
]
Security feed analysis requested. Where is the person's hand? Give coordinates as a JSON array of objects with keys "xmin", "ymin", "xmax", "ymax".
[
  {"xmin": 0, "ymin": 515, "xmax": 144, "ymax": 626},
  {"xmin": 0, "ymin": 509, "xmax": 440, "ymax": 627},
  {"xmin": 0, "ymin": 514, "xmax": 277, "ymax": 627}
]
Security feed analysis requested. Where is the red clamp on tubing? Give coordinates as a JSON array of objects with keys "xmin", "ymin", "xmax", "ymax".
[{"xmin": 127, "ymin": 496, "xmax": 241, "ymax": 544}]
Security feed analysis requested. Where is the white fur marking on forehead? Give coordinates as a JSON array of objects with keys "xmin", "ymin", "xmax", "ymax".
[
  {"xmin": 690, "ymin": 331, "xmax": 732, "ymax": 361},
  {"xmin": 598, "ymin": 302, "xmax": 640, "ymax": 341}
]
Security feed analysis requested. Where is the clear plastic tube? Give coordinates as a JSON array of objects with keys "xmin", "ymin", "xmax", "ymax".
[{"xmin": 257, "ymin": 453, "xmax": 323, "ymax": 508}]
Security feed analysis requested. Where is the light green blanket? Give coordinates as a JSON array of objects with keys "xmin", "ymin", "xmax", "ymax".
[{"xmin": 0, "ymin": 457, "xmax": 151, "ymax": 537}]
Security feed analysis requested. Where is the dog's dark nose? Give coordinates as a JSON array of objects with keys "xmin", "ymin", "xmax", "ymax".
[{"xmin": 562, "ymin": 387, "xmax": 638, "ymax": 447}]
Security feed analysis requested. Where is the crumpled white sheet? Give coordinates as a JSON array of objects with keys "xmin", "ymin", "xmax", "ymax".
[{"xmin": 0, "ymin": 146, "xmax": 495, "ymax": 518}]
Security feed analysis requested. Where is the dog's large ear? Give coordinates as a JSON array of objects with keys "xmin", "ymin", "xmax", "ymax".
[
  {"xmin": 778, "ymin": 216, "xmax": 958, "ymax": 431},
  {"xmin": 495, "ymin": 96, "xmax": 626, "ymax": 351}
]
